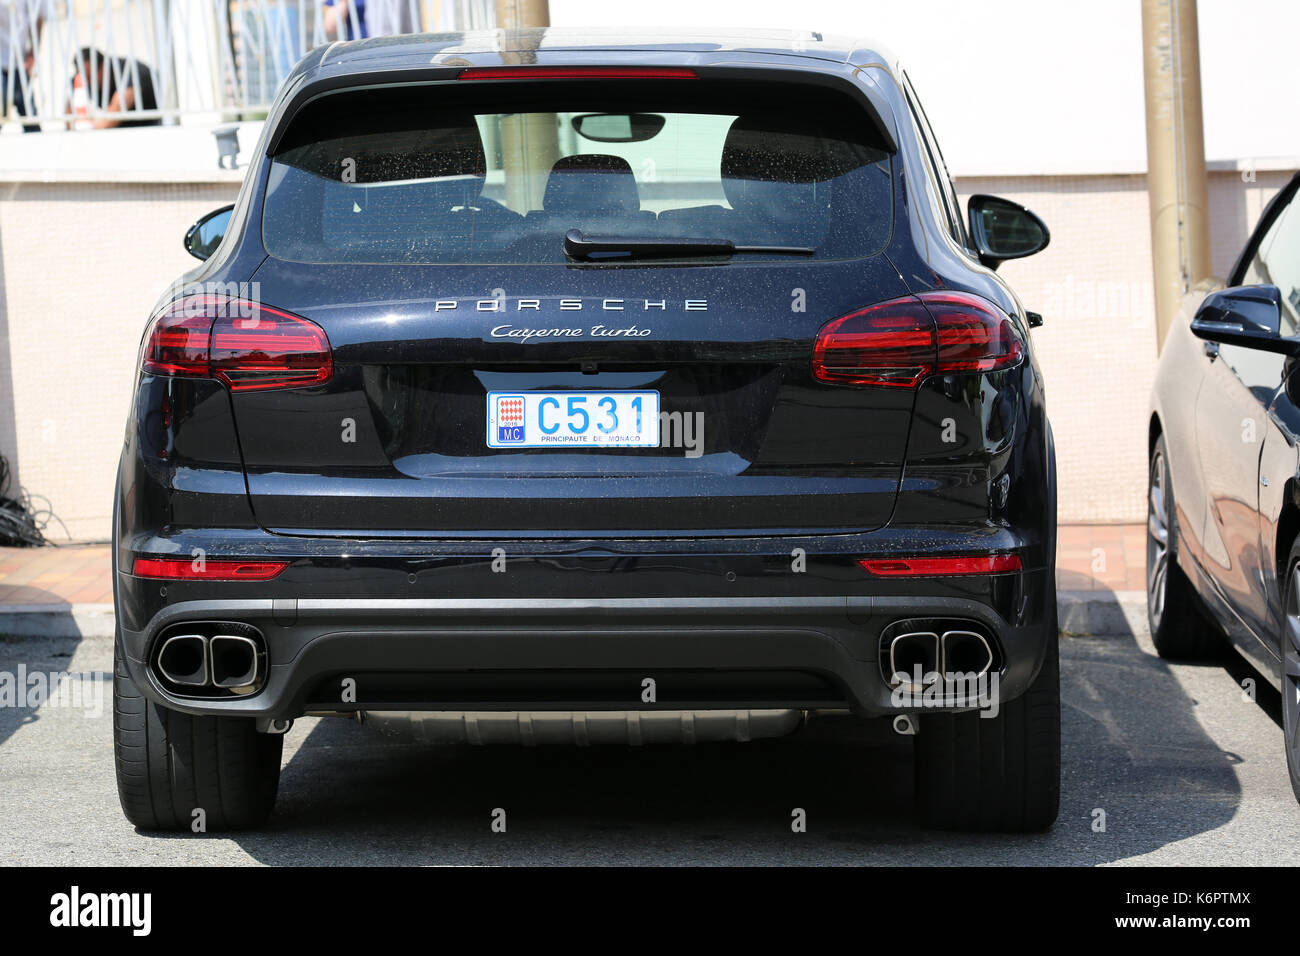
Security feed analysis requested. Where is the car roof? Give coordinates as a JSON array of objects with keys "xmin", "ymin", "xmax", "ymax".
[{"xmin": 305, "ymin": 27, "xmax": 896, "ymax": 74}]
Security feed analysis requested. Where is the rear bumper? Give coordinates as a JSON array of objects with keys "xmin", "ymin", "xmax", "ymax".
[{"xmin": 116, "ymin": 567, "xmax": 1054, "ymax": 720}]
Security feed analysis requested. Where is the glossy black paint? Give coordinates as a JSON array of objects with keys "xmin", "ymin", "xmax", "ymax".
[
  {"xmin": 116, "ymin": 30, "xmax": 1056, "ymax": 719},
  {"xmin": 1150, "ymin": 170, "xmax": 1300, "ymax": 686}
]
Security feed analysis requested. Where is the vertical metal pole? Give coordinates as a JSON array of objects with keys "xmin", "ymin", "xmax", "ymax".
[
  {"xmin": 495, "ymin": 0, "xmax": 548, "ymax": 30},
  {"xmin": 494, "ymin": 0, "xmax": 556, "ymax": 214},
  {"xmin": 1142, "ymin": 0, "xmax": 1213, "ymax": 350}
]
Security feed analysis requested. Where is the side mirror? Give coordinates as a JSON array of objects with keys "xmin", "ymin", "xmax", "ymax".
[
  {"xmin": 184, "ymin": 204, "xmax": 234, "ymax": 261},
  {"xmin": 967, "ymin": 194, "xmax": 1050, "ymax": 269},
  {"xmin": 1190, "ymin": 284, "xmax": 1297, "ymax": 354}
]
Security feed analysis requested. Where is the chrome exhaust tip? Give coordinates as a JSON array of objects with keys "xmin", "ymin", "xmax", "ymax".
[
  {"xmin": 156, "ymin": 634, "xmax": 209, "ymax": 687},
  {"xmin": 940, "ymin": 629, "xmax": 994, "ymax": 677},
  {"xmin": 153, "ymin": 623, "xmax": 267, "ymax": 695},
  {"xmin": 209, "ymin": 634, "xmax": 263, "ymax": 690},
  {"xmin": 888, "ymin": 631, "xmax": 939, "ymax": 687}
]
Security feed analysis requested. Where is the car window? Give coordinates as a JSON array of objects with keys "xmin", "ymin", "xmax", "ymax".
[
  {"xmin": 262, "ymin": 82, "xmax": 894, "ymax": 265},
  {"xmin": 902, "ymin": 72, "xmax": 968, "ymax": 249},
  {"xmin": 1240, "ymin": 196, "xmax": 1300, "ymax": 337}
]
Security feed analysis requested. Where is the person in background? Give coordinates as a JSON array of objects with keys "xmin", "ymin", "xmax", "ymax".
[
  {"xmin": 323, "ymin": 0, "xmax": 368, "ymax": 40},
  {"xmin": 68, "ymin": 47, "xmax": 159, "ymax": 128},
  {"xmin": 1, "ymin": 0, "xmax": 46, "ymax": 132},
  {"xmin": 365, "ymin": 0, "xmax": 416, "ymax": 38}
]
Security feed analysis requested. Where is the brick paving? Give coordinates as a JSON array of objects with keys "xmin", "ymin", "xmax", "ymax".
[
  {"xmin": 0, "ymin": 545, "xmax": 113, "ymax": 606},
  {"xmin": 1056, "ymin": 522, "xmax": 1147, "ymax": 593}
]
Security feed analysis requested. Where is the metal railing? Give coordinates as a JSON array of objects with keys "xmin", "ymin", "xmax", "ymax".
[{"xmin": 1, "ymin": 0, "xmax": 496, "ymax": 128}]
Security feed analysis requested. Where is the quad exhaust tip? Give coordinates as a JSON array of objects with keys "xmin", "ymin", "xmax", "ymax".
[
  {"xmin": 889, "ymin": 631, "xmax": 939, "ymax": 685},
  {"xmin": 156, "ymin": 634, "xmax": 208, "ymax": 687},
  {"xmin": 154, "ymin": 626, "xmax": 265, "ymax": 695},
  {"xmin": 888, "ymin": 626, "xmax": 995, "ymax": 688},
  {"xmin": 940, "ymin": 630, "xmax": 994, "ymax": 677},
  {"xmin": 209, "ymin": 634, "xmax": 261, "ymax": 688}
]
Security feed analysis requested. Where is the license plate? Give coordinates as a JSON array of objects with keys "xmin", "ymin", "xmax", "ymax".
[{"xmin": 486, "ymin": 391, "xmax": 660, "ymax": 448}]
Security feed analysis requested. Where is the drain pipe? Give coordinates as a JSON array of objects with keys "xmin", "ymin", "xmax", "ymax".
[{"xmin": 1142, "ymin": 0, "xmax": 1213, "ymax": 351}]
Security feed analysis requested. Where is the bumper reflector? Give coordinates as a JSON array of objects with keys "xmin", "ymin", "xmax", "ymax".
[
  {"xmin": 132, "ymin": 558, "xmax": 289, "ymax": 581},
  {"xmin": 858, "ymin": 554, "xmax": 1022, "ymax": 577}
]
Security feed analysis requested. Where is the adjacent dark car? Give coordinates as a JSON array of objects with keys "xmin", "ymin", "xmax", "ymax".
[
  {"xmin": 1148, "ymin": 169, "xmax": 1300, "ymax": 802},
  {"xmin": 113, "ymin": 29, "xmax": 1058, "ymax": 832}
]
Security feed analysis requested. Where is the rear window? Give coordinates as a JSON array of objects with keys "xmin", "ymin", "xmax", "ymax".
[{"xmin": 262, "ymin": 79, "xmax": 894, "ymax": 265}]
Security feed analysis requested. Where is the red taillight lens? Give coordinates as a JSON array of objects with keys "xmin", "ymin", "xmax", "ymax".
[
  {"xmin": 858, "ymin": 554, "xmax": 1023, "ymax": 576},
  {"xmin": 143, "ymin": 296, "xmax": 332, "ymax": 391},
  {"xmin": 210, "ymin": 311, "xmax": 333, "ymax": 391},
  {"xmin": 459, "ymin": 66, "xmax": 697, "ymax": 80},
  {"xmin": 142, "ymin": 310, "xmax": 210, "ymax": 377},
  {"xmin": 812, "ymin": 292, "xmax": 1024, "ymax": 388},
  {"xmin": 812, "ymin": 298, "xmax": 936, "ymax": 387},
  {"xmin": 926, "ymin": 292, "xmax": 1026, "ymax": 373},
  {"xmin": 132, "ymin": 557, "xmax": 288, "ymax": 581}
]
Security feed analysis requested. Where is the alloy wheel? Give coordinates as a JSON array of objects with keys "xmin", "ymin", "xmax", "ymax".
[
  {"xmin": 1147, "ymin": 450, "xmax": 1170, "ymax": 627},
  {"xmin": 1283, "ymin": 565, "xmax": 1300, "ymax": 785}
]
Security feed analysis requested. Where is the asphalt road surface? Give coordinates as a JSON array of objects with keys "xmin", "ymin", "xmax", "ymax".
[{"xmin": 2, "ymin": 608, "xmax": 1297, "ymax": 865}]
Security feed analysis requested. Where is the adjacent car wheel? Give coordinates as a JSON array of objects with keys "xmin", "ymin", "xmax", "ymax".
[
  {"xmin": 914, "ymin": 594, "xmax": 1061, "ymax": 832},
  {"xmin": 1280, "ymin": 542, "xmax": 1300, "ymax": 804},
  {"xmin": 113, "ymin": 639, "xmax": 282, "ymax": 831},
  {"xmin": 1147, "ymin": 435, "xmax": 1223, "ymax": 659}
]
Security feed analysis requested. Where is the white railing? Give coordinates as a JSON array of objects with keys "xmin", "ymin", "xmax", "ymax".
[{"xmin": 1, "ymin": 0, "xmax": 496, "ymax": 128}]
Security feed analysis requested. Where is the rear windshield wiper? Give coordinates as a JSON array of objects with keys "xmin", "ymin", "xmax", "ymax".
[{"xmin": 563, "ymin": 228, "xmax": 815, "ymax": 261}]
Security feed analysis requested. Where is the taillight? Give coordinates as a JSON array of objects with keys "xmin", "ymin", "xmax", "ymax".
[
  {"xmin": 927, "ymin": 292, "xmax": 1026, "ymax": 374},
  {"xmin": 812, "ymin": 298, "xmax": 935, "ymax": 388},
  {"xmin": 459, "ymin": 67, "xmax": 697, "ymax": 80},
  {"xmin": 142, "ymin": 295, "xmax": 332, "ymax": 391},
  {"xmin": 132, "ymin": 557, "xmax": 289, "ymax": 581},
  {"xmin": 143, "ymin": 311, "xmax": 210, "ymax": 377},
  {"xmin": 858, "ymin": 554, "xmax": 1022, "ymax": 576},
  {"xmin": 812, "ymin": 292, "xmax": 1024, "ymax": 388}
]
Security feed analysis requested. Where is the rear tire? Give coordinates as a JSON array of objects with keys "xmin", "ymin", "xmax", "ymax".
[
  {"xmin": 914, "ymin": 598, "xmax": 1061, "ymax": 832},
  {"xmin": 1147, "ymin": 434, "xmax": 1224, "ymax": 659},
  {"xmin": 113, "ymin": 640, "xmax": 282, "ymax": 831},
  {"xmin": 1279, "ymin": 542, "xmax": 1300, "ymax": 805}
]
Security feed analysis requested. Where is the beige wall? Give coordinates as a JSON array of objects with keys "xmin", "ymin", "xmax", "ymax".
[
  {"xmin": 0, "ymin": 181, "xmax": 238, "ymax": 541},
  {"xmin": 0, "ymin": 170, "xmax": 1292, "ymax": 540},
  {"xmin": 956, "ymin": 169, "xmax": 1291, "ymax": 524}
]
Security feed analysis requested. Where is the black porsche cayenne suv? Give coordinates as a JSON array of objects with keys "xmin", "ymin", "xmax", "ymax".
[{"xmin": 113, "ymin": 29, "xmax": 1059, "ymax": 832}]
